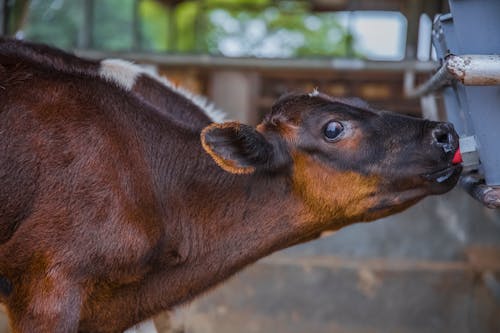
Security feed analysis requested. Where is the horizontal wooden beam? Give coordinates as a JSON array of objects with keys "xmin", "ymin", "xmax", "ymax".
[{"xmin": 75, "ymin": 49, "xmax": 437, "ymax": 73}]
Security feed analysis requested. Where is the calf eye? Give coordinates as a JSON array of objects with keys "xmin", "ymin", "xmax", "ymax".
[{"xmin": 324, "ymin": 121, "xmax": 344, "ymax": 141}]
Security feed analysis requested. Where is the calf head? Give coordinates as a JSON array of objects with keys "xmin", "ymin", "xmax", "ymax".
[{"xmin": 201, "ymin": 92, "xmax": 461, "ymax": 226}]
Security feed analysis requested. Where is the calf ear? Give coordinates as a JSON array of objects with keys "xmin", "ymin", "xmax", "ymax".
[{"xmin": 201, "ymin": 122, "xmax": 282, "ymax": 174}]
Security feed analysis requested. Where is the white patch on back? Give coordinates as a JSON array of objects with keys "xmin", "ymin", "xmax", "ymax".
[
  {"xmin": 308, "ymin": 88, "xmax": 320, "ymax": 97},
  {"xmin": 99, "ymin": 59, "xmax": 142, "ymax": 91},
  {"xmin": 99, "ymin": 59, "xmax": 225, "ymax": 123}
]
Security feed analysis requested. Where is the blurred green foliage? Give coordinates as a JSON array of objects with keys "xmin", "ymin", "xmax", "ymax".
[
  {"xmin": 15, "ymin": 0, "xmax": 82, "ymax": 48},
  {"xmin": 93, "ymin": 0, "xmax": 135, "ymax": 50},
  {"xmin": 13, "ymin": 0, "xmax": 357, "ymax": 58}
]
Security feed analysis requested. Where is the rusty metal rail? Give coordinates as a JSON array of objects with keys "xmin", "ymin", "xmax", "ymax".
[
  {"xmin": 406, "ymin": 54, "xmax": 500, "ymax": 98},
  {"xmin": 460, "ymin": 173, "xmax": 500, "ymax": 209},
  {"xmin": 449, "ymin": 54, "xmax": 500, "ymax": 85}
]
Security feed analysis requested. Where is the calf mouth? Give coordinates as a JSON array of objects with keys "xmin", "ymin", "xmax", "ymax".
[
  {"xmin": 422, "ymin": 120, "xmax": 462, "ymax": 184},
  {"xmin": 423, "ymin": 164, "xmax": 462, "ymax": 184},
  {"xmin": 421, "ymin": 157, "xmax": 462, "ymax": 194}
]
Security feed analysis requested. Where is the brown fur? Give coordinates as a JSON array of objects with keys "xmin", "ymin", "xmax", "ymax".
[
  {"xmin": 292, "ymin": 151, "xmax": 380, "ymax": 226},
  {"xmin": 0, "ymin": 39, "xmax": 461, "ymax": 332}
]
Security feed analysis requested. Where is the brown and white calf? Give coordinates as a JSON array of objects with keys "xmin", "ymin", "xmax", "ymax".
[{"xmin": 0, "ymin": 39, "xmax": 461, "ymax": 333}]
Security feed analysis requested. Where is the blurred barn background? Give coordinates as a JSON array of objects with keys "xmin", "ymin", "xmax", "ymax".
[{"xmin": 1, "ymin": 0, "xmax": 499, "ymax": 332}]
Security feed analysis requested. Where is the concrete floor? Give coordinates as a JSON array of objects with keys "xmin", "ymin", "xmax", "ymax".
[{"xmin": 2, "ymin": 189, "xmax": 500, "ymax": 333}]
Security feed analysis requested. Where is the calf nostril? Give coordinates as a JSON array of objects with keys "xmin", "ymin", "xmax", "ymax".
[
  {"xmin": 431, "ymin": 123, "xmax": 454, "ymax": 152},
  {"xmin": 434, "ymin": 131, "xmax": 450, "ymax": 144}
]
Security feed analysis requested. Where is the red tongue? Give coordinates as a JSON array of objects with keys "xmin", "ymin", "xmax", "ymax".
[{"xmin": 452, "ymin": 148, "xmax": 463, "ymax": 164}]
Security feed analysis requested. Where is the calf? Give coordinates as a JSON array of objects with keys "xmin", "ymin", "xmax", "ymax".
[{"xmin": 0, "ymin": 39, "xmax": 461, "ymax": 333}]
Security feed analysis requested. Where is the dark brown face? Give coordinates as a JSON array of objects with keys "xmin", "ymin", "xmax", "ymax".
[
  {"xmin": 261, "ymin": 92, "xmax": 461, "ymax": 222},
  {"xmin": 201, "ymin": 92, "xmax": 461, "ymax": 225}
]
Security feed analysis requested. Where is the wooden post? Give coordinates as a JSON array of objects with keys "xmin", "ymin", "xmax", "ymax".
[
  {"xmin": 404, "ymin": 0, "xmax": 421, "ymax": 60},
  {"xmin": 210, "ymin": 71, "xmax": 261, "ymax": 125}
]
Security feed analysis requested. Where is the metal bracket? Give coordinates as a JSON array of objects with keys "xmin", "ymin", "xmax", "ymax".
[{"xmin": 459, "ymin": 136, "xmax": 479, "ymax": 169}]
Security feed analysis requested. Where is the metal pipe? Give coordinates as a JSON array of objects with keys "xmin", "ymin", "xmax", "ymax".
[
  {"xmin": 406, "ymin": 63, "xmax": 454, "ymax": 98},
  {"xmin": 460, "ymin": 173, "xmax": 500, "ymax": 209},
  {"xmin": 448, "ymin": 54, "xmax": 500, "ymax": 85},
  {"xmin": 406, "ymin": 54, "xmax": 500, "ymax": 98}
]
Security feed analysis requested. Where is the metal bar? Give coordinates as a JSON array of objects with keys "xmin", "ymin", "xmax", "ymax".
[
  {"xmin": 460, "ymin": 173, "xmax": 500, "ymax": 209},
  {"xmin": 78, "ymin": 0, "xmax": 94, "ymax": 49},
  {"xmin": 74, "ymin": 49, "xmax": 437, "ymax": 73},
  {"xmin": 406, "ymin": 54, "xmax": 500, "ymax": 98},
  {"xmin": 448, "ymin": 54, "xmax": 500, "ymax": 85},
  {"xmin": 406, "ymin": 63, "xmax": 454, "ymax": 98},
  {"xmin": 0, "ymin": 0, "xmax": 5, "ymax": 35}
]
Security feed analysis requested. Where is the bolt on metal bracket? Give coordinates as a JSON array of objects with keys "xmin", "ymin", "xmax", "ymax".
[{"xmin": 459, "ymin": 136, "xmax": 480, "ymax": 169}]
